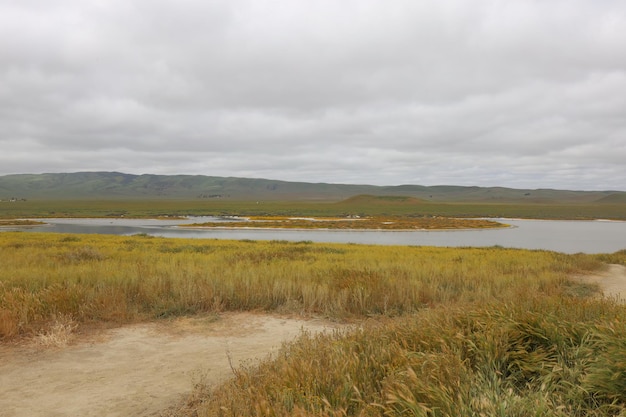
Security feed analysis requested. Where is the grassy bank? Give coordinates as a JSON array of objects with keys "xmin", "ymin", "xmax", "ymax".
[{"xmin": 1, "ymin": 232, "xmax": 625, "ymax": 416}]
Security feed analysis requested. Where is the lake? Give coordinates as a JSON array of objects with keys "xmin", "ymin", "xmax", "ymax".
[{"xmin": 4, "ymin": 217, "xmax": 625, "ymax": 254}]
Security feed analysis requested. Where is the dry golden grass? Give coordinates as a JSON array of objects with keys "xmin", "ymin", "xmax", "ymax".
[
  {"xmin": 0, "ymin": 219, "xmax": 45, "ymax": 226},
  {"xmin": 189, "ymin": 299, "xmax": 626, "ymax": 417},
  {"xmin": 2, "ymin": 231, "xmax": 625, "ymax": 416},
  {"xmin": 34, "ymin": 314, "xmax": 78, "ymax": 348},
  {"xmin": 187, "ymin": 215, "xmax": 506, "ymax": 230},
  {"xmin": 0, "ymin": 231, "xmax": 602, "ymax": 340}
]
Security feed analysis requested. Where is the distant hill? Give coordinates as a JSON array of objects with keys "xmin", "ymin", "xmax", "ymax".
[
  {"xmin": 339, "ymin": 195, "xmax": 425, "ymax": 206},
  {"xmin": 0, "ymin": 172, "xmax": 623, "ymax": 203},
  {"xmin": 595, "ymin": 193, "xmax": 626, "ymax": 204}
]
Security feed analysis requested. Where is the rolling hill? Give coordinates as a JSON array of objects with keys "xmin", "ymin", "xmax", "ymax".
[{"xmin": 0, "ymin": 172, "xmax": 623, "ymax": 203}]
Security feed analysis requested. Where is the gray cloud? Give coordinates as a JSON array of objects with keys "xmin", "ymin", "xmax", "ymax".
[{"xmin": 1, "ymin": 0, "xmax": 625, "ymax": 190}]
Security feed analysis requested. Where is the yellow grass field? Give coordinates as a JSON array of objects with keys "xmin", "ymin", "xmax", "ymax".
[{"xmin": 1, "ymin": 231, "xmax": 625, "ymax": 416}]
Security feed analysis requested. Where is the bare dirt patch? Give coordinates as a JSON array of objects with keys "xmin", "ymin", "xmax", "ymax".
[
  {"xmin": 0, "ymin": 312, "xmax": 340, "ymax": 417},
  {"xmin": 573, "ymin": 264, "xmax": 626, "ymax": 303}
]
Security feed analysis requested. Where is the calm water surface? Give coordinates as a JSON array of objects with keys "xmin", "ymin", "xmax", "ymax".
[{"xmin": 6, "ymin": 217, "xmax": 626, "ymax": 254}]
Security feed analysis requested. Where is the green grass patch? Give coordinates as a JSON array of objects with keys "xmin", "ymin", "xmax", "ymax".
[{"xmin": 1, "ymin": 198, "xmax": 625, "ymax": 219}]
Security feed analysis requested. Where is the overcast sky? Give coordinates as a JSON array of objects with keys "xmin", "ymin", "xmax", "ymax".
[{"xmin": 1, "ymin": 1, "xmax": 625, "ymax": 190}]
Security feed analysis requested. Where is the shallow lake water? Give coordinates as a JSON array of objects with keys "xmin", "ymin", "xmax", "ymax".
[{"xmin": 4, "ymin": 217, "xmax": 626, "ymax": 254}]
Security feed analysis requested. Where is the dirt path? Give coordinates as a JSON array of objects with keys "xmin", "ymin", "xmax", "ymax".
[
  {"xmin": 0, "ymin": 313, "xmax": 340, "ymax": 417},
  {"xmin": 574, "ymin": 264, "xmax": 626, "ymax": 303},
  {"xmin": 2, "ymin": 266, "xmax": 624, "ymax": 417}
]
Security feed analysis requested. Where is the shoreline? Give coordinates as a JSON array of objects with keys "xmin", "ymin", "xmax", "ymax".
[{"xmin": 176, "ymin": 224, "xmax": 513, "ymax": 232}]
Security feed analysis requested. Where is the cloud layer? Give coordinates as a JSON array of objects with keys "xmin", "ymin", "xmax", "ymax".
[{"xmin": 1, "ymin": 0, "xmax": 625, "ymax": 190}]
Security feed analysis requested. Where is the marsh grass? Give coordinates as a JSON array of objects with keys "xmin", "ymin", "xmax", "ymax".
[
  {"xmin": 193, "ymin": 299, "xmax": 626, "ymax": 417},
  {"xmin": 188, "ymin": 216, "xmax": 506, "ymax": 230},
  {"xmin": 2, "ymin": 231, "xmax": 604, "ymax": 339},
  {"xmin": 0, "ymin": 219, "xmax": 46, "ymax": 226},
  {"xmin": 2, "ymin": 232, "xmax": 625, "ymax": 416}
]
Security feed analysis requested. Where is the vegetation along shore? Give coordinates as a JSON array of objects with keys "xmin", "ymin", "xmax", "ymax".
[
  {"xmin": 2, "ymin": 175, "xmax": 625, "ymax": 415},
  {"xmin": 185, "ymin": 215, "xmax": 507, "ymax": 230},
  {"xmin": 1, "ymin": 230, "xmax": 625, "ymax": 416}
]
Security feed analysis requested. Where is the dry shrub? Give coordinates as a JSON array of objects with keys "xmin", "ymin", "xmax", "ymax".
[
  {"xmin": 62, "ymin": 246, "xmax": 106, "ymax": 263},
  {"xmin": 34, "ymin": 314, "xmax": 78, "ymax": 348},
  {"xmin": 0, "ymin": 308, "xmax": 18, "ymax": 339}
]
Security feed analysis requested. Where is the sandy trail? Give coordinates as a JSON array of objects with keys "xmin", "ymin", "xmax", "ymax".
[
  {"xmin": 0, "ymin": 313, "xmax": 339, "ymax": 417},
  {"xmin": 2, "ymin": 266, "xmax": 625, "ymax": 417},
  {"xmin": 574, "ymin": 264, "xmax": 626, "ymax": 303}
]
